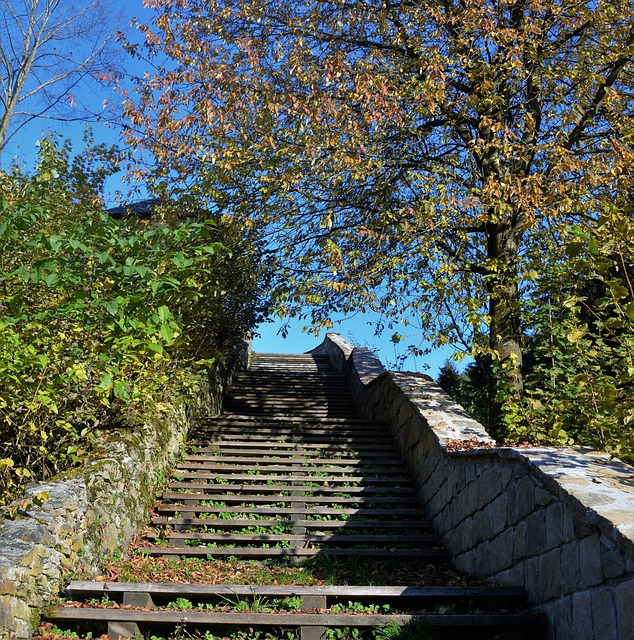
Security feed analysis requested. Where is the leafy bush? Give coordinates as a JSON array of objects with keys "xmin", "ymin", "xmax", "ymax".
[
  {"xmin": 0, "ymin": 137, "xmax": 269, "ymax": 503},
  {"xmin": 438, "ymin": 207, "xmax": 634, "ymax": 463},
  {"xmin": 504, "ymin": 209, "xmax": 634, "ymax": 462}
]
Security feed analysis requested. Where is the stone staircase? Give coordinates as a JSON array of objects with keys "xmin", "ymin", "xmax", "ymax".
[{"xmin": 44, "ymin": 353, "xmax": 546, "ymax": 640}]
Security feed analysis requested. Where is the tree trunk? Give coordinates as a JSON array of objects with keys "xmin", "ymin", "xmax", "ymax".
[{"xmin": 486, "ymin": 217, "xmax": 525, "ymax": 440}]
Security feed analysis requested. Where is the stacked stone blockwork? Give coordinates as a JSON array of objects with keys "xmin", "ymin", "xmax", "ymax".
[{"xmin": 313, "ymin": 333, "xmax": 634, "ymax": 640}]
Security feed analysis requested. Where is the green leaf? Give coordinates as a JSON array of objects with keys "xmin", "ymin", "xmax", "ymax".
[
  {"xmin": 147, "ymin": 343, "xmax": 164, "ymax": 354},
  {"xmin": 566, "ymin": 328, "xmax": 585, "ymax": 343},
  {"xmin": 157, "ymin": 305, "xmax": 171, "ymax": 322},
  {"xmin": 565, "ymin": 242, "xmax": 584, "ymax": 258},
  {"xmin": 104, "ymin": 300, "xmax": 119, "ymax": 315},
  {"xmin": 160, "ymin": 323, "xmax": 173, "ymax": 343},
  {"xmin": 587, "ymin": 236, "xmax": 598, "ymax": 256},
  {"xmin": 97, "ymin": 372, "xmax": 112, "ymax": 389}
]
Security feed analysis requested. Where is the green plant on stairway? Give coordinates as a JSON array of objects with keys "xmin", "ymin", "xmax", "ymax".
[
  {"xmin": 272, "ymin": 595, "xmax": 303, "ymax": 611},
  {"xmin": 330, "ymin": 601, "xmax": 391, "ymax": 614},
  {"xmin": 42, "ymin": 626, "xmax": 92, "ymax": 639},
  {"xmin": 167, "ymin": 597, "xmax": 194, "ymax": 610},
  {"xmin": 325, "ymin": 627, "xmax": 362, "ymax": 640},
  {"xmin": 218, "ymin": 593, "xmax": 273, "ymax": 612},
  {"xmin": 373, "ymin": 620, "xmax": 438, "ymax": 640}
]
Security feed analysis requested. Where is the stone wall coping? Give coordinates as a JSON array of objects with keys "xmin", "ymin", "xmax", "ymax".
[{"xmin": 317, "ymin": 332, "xmax": 634, "ymax": 556}]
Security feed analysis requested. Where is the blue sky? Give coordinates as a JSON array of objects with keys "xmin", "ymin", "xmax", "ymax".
[
  {"xmin": 252, "ymin": 312, "xmax": 459, "ymax": 377},
  {"xmin": 1, "ymin": 0, "xmax": 459, "ymax": 379}
]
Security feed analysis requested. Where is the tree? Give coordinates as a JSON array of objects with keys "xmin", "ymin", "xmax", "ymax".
[
  {"xmin": 0, "ymin": 0, "xmax": 123, "ymax": 154},
  {"xmin": 121, "ymin": 0, "xmax": 634, "ymax": 438},
  {"xmin": 515, "ymin": 188, "xmax": 634, "ymax": 460},
  {"xmin": 438, "ymin": 358, "xmax": 491, "ymax": 429}
]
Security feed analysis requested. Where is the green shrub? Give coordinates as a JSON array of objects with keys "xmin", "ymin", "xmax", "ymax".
[{"xmin": 0, "ymin": 136, "xmax": 269, "ymax": 503}]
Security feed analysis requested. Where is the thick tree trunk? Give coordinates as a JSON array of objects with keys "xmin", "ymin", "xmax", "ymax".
[{"xmin": 485, "ymin": 218, "xmax": 524, "ymax": 440}]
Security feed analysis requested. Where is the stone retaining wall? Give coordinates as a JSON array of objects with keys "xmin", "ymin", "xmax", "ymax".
[
  {"xmin": 0, "ymin": 351, "xmax": 246, "ymax": 639},
  {"xmin": 313, "ymin": 333, "xmax": 634, "ymax": 640}
]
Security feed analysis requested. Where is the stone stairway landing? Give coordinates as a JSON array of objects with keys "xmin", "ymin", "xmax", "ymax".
[{"xmin": 44, "ymin": 352, "xmax": 546, "ymax": 640}]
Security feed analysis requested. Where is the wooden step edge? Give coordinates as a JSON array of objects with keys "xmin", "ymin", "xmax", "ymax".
[
  {"xmin": 175, "ymin": 464, "xmax": 408, "ymax": 474},
  {"xmin": 155, "ymin": 506, "xmax": 428, "ymax": 517},
  {"xmin": 151, "ymin": 517, "xmax": 432, "ymax": 528},
  {"xmin": 47, "ymin": 607, "xmax": 547, "ymax": 628},
  {"xmin": 167, "ymin": 483, "xmax": 417, "ymax": 495},
  {"xmin": 66, "ymin": 581, "xmax": 530, "ymax": 600},
  {"xmin": 132, "ymin": 547, "xmax": 446, "ymax": 558},
  {"xmin": 181, "ymin": 456, "xmax": 403, "ymax": 465},
  {"xmin": 145, "ymin": 532, "xmax": 439, "ymax": 544},
  {"xmin": 161, "ymin": 493, "xmax": 418, "ymax": 505},
  {"xmin": 188, "ymin": 443, "xmax": 397, "ymax": 451},
  {"xmin": 168, "ymin": 469, "xmax": 412, "ymax": 482},
  {"xmin": 202, "ymin": 416, "xmax": 385, "ymax": 425}
]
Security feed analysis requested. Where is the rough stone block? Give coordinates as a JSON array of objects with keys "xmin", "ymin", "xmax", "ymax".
[
  {"xmin": 456, "ymin": 484, "xmax": 476, "ymax": 518},
  {"xmin": 534, "ymin": 485, "xmax": 553, "ymax": 508},
  {"xmin": 489, "ymin": 532, "xmax": 513, "ymax": 575},
  {"xmin": 109, "ymin": 620, "xmax": 142, "ymax": 640},
  {"xmin": 505, "ymin": 558, "xmax": 526, "ymax": 588},
  {"xmin": 515, "ymin": 476, "xmax": 536, "ymax": 522},
  {"xmin": 495, "ymin": 526, "xmax": 515, "ymax": 573},
  {"xmin": 523, "ymin": 555, "xmax": 540, "ymax": 595},
  {"xmin": 454, "ymin": 548, "xmax": 475, "ymax": 574},
  {"xmin": 513, "ymin": 521, "xmax": 527, "ymax": 562},
  {"xmin": 489, "ymin": 493, "xmax": 509, "ymax": 535},
  {"xmin": 498, "ymin": 466, "xmax": 513, "ymax": 491},
  {"xmin": 301, "ymin": 595, "xmax": 327, "ymax": 610},
  {"xmin": 301, "ymin": 626, "xmax": 327, "ymax": 640},
  {"xmin": 591, "ymin": 585, "xmax": 617, "ymax": 640},
  {"xmin": 537, "ymin": 547, "xmax": 561, "ymax": 601},
  {"xmin": 123, "ymin": 591, "xmax": 155, "ymax": 608},
  {"xmin": 473, "ymin": 540, "xmax": 491, "ymax": 576},
  {"xmin": 526, "ymin": 509, "xmax": 548, "ymax": 556},
  {"xmin": 464, "ymin": 464, "xmax": 478, "ymax": 484},
  {"xmin": 549, "ymin": 595, "xmax": 573, "ymax": 640},
  {"xmin": 572, "ymin": 590, "xmax": 594, "ymax": 640},
  {"xmin": 599, "ymin": 535, "xmax": 626, "ymax": 580},
  {"xmin": 578, "ymin": 534, "xmax": 603, "ymax": 589},
  {"xmin": 544, "ymin": 502, "xmax": 564, "ymax": 549},
  {"xmin": 561, "ymin": 506, "xmax": 576, "ymax": 542},
  {"xmin": 469, "ymin": 510, "xmax": 484, "ymax": 547},
  {"xmin": 476, "ymin": 470, "xmax": 496, "ymax": 510},
  {"xmin": 458, "ymin": 512, "xmax": 474, "ymax": 554},
  {"xmin": 2, "ymin": 594, "xmax": 35, "ymax": 639},
  {"xmin": 614, "ymin": 577, "xmax": 634, "ymax": 640},
  {"xmin": 560, "ymin": 541, "xmax": 581, "ymax": 595}
]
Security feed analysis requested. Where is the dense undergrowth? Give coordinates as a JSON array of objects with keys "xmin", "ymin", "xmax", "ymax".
[{"xmin": 0, "ymin": 137, "xmax": 269, "ymax": 505}]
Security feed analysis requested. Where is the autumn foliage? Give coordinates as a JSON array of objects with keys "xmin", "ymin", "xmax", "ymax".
[{"xmin": 117, "ymin": 0, "xmax": 633, "ymax": 457}]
